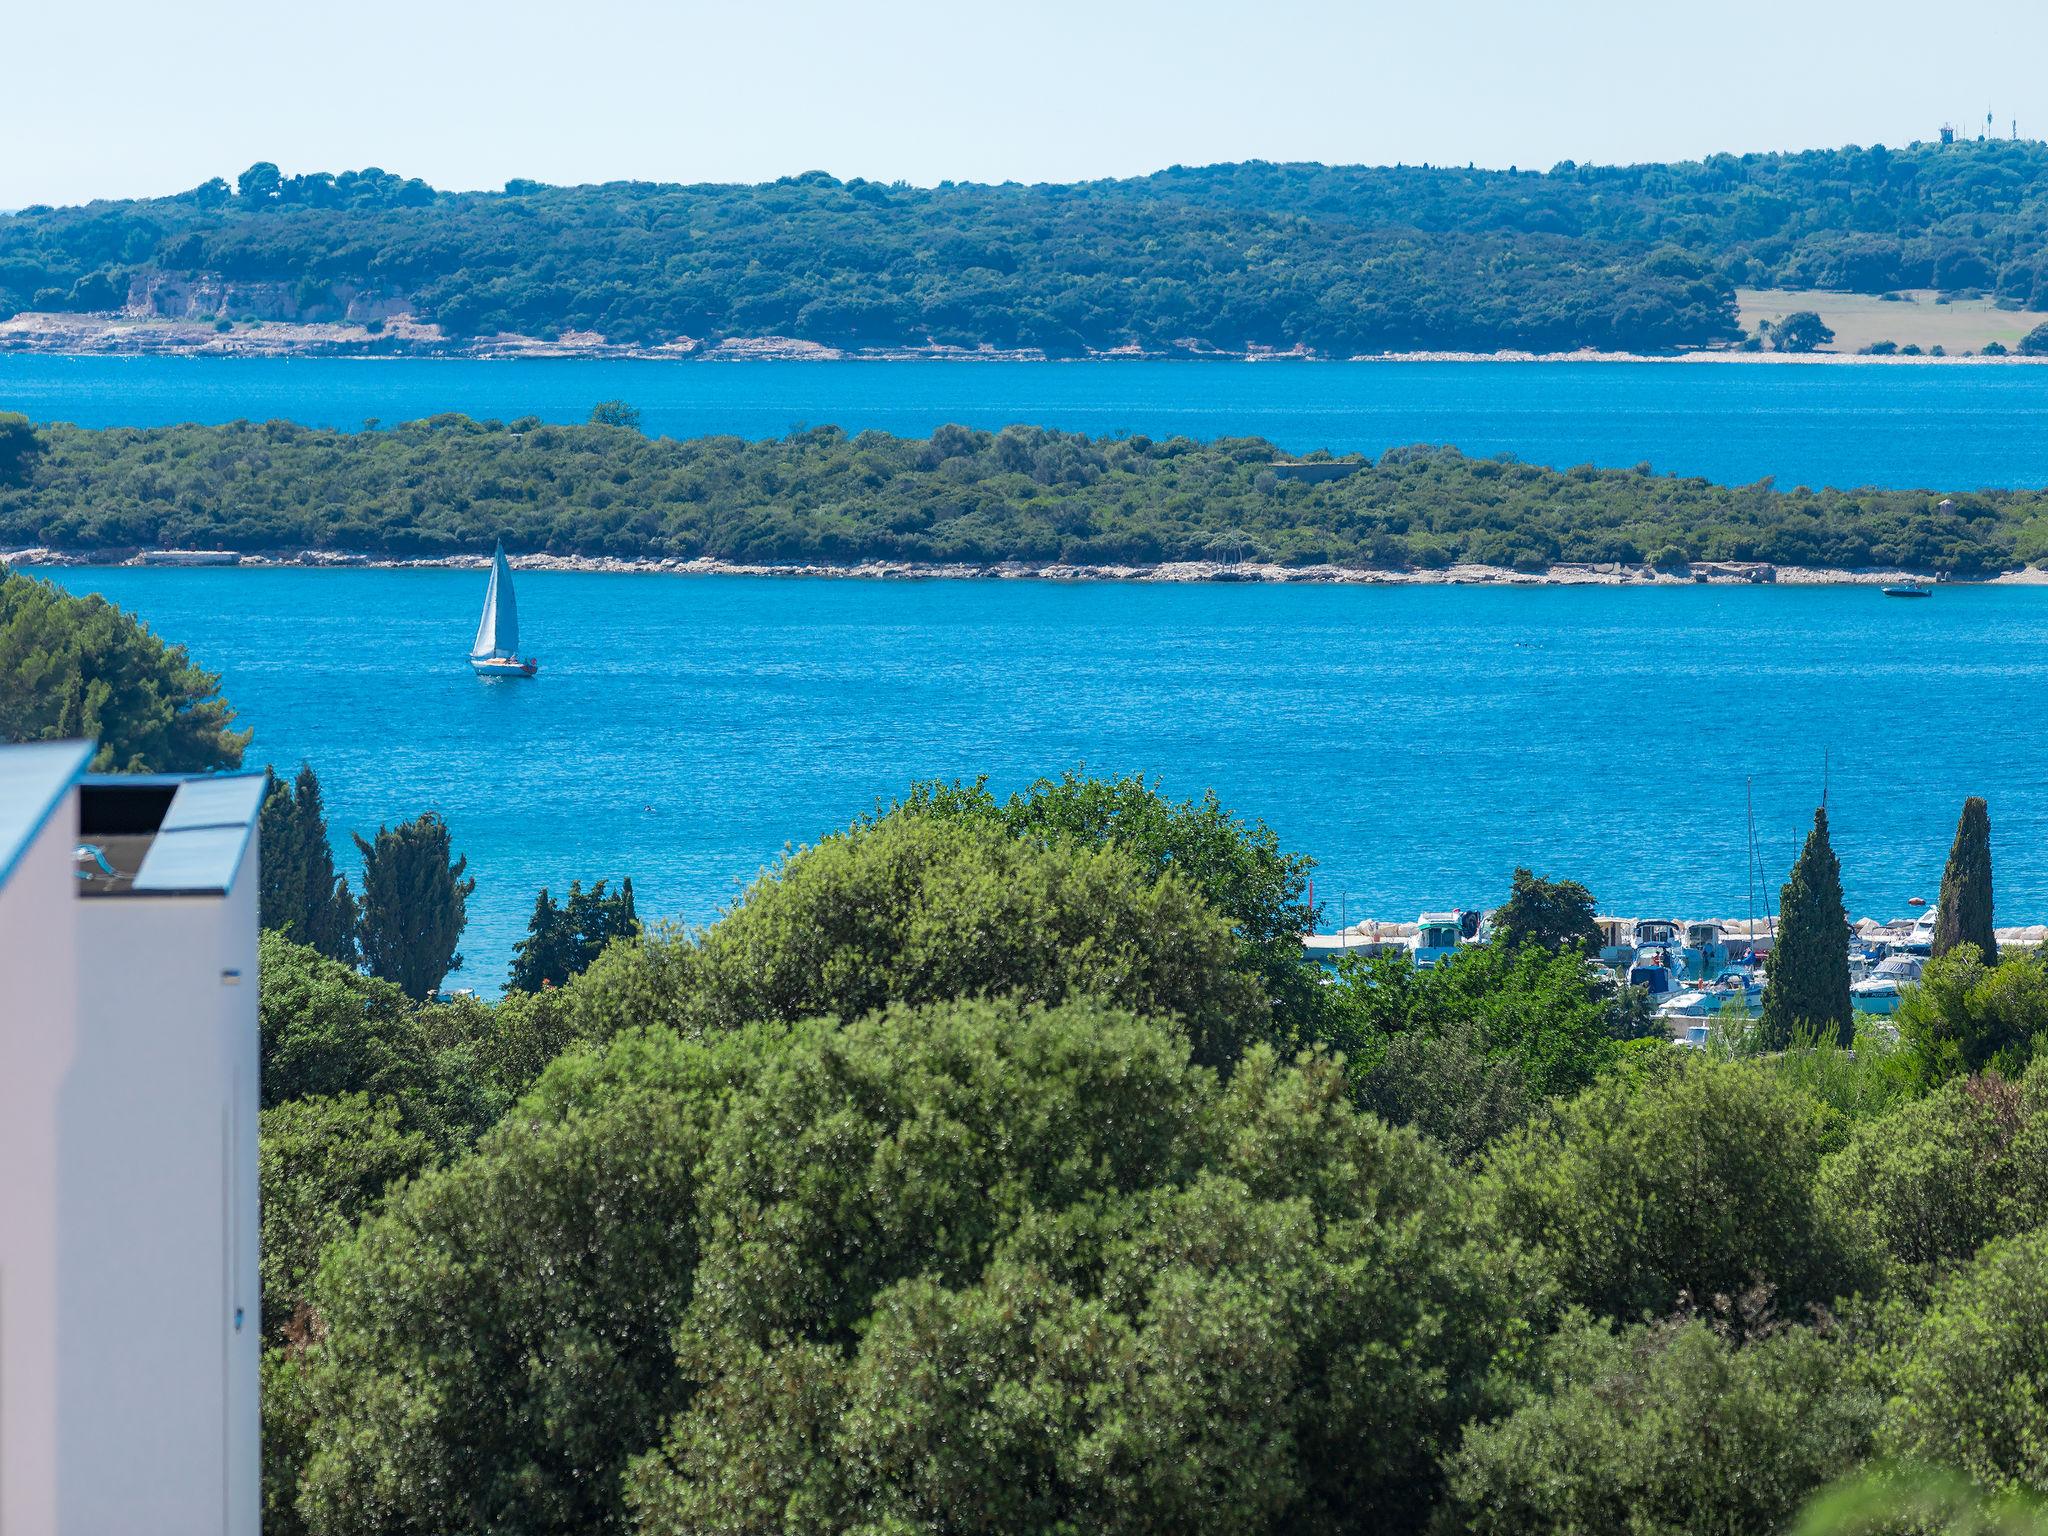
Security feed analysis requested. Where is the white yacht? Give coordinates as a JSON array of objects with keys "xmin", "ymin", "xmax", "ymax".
[{"xmin": 1851, "ymin": 953, "xmax": 1925, "ymax": 1014}]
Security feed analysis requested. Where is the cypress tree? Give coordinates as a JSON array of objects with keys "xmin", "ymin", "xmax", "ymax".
[
  {"xmin": 1933, "ymin": 796, "xmax": 1997, "ymax": 964},
  {"xmin": 258, "ymin": 761, "xmax": 357, "ymax": 963},
  {"xmin": 354, "ymin": 812, "xmax": 473, "ymax": 1001},
  {"xmin": 1759, "ymin": 806, "xmax": 1854, "ymax": 1048}
]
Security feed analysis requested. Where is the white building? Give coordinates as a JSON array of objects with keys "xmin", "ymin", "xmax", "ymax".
[{"xmin": 0, "ymin": 741, "xmax": 264, "ymax": 1536}]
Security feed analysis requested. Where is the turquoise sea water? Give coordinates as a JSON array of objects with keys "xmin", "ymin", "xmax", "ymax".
[
  {"xmin": 8, "ymin": 354, "xmax": 2048, "ymax": 489},
  {"xmin": 42, "ymin": 568, "xmax": 2048, "ymax": 991}
]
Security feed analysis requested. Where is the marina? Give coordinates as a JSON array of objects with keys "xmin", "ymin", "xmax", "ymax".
[{"xmin": 1306, "ymin": 906, "xmax": 2047, "ymax": 1035}]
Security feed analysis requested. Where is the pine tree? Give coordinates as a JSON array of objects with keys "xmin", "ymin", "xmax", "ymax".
[
  {"xmin": 506, "ymin": 876, "xmax": 641, "ymax": 992},
  {"xmin": 354, "ymin": 812, "xmax": 473, "ymax": 1001},
  {"xmin": 507, "ymin": 887, "xmax": 572, "ymax": 992},
  {"xmin": 1933, "ymin": 796, "xmax": 1997, "ymax": 965},
  {"xmin": 1759, "ymin": 807, "xmax": 1854, "ymax": 1048},
  {"xmin": 258, "ymin": 761, "xmax": 357, "ymax": 963}
]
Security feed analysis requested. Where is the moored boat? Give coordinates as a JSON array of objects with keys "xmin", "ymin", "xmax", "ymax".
[
  {"xmin": 471, "ymin": 541, "xmax": 539, "ymax": 677},
  {"xmin": 1851, "ymin": 953, "xmax": 1924, "ymax": 1013},
  {"xmin": 1882, "ymin": 579, "xmax": 1932, "ymax": 598}
]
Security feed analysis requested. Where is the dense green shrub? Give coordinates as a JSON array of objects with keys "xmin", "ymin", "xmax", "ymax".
[
  {"xmin": 1339, "ymin": 933, "xmax": 1666, "ymax": 1167},
  {"xmin": 257, "ymin": 932, "xmax": 564, "ymax": 1147},
  {"xmin": 899, "ymin": 770, "xmax": 1323, "ymax": 1044},
  {"xmin": 1898, "ymin": 945, "xmax": 2048, "ymax": 1083},
  {"xmin": 257, "ymin": 1094, "xmax": 431, "ymax": 1344},
  {"xmin": 1883, "ymin": 1227, "xmax": 2048, "ymax": 1495},
  {"xmin": 1445, "ymin": 1312, "xmax": 1883, "ymax": 1536},
  {"xmin": 578, "ymin": 810, "xmax": 1268, "ymax": 1067},
  {"xmin": 294, "ymin": 1027, "xmax": 739, "ymax": 1536},
  {"xmin": 287, "ymin": 999, "xmax": 1548, "ymax": 1536},
  {"xmin": 1818, "ymin": 1067, "xmax": 2048, "ymax": 1277},
  {"xmin": 626, "ymin": 1006, "xmax": 1546, "ymax": 1536},
  {"xmin": 1478, "ymin": 1058, "xmax": 1869, "ymax": 1321}
]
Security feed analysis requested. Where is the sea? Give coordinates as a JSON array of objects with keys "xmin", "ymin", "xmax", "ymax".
[{"xmin": 14, "ymin": 356, "xmax": 2048, "ymax": 988}]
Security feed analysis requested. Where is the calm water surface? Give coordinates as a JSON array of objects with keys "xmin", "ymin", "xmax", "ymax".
[
  {"xmin": 44, "ymin": 568, "xmax": 2048, "ymax": 990},
  {"xmin": 8, "ymin": 355, "xmax": 2048, "ymax": 488}
]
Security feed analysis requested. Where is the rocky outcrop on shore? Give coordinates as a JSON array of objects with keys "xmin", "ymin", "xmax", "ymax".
[{"xmin": 13, "ymin": 546, "xmax": 2033, "ymax": 586}]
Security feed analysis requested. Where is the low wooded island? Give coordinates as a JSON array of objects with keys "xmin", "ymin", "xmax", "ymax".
[{"xmin": 0, "ymin": 413, "xmax": 2039, "ymax": 575}]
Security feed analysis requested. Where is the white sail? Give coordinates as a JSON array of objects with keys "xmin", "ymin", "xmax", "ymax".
[{"xmin": 470, "ymin": 543, "xmax": 520, "ymax": 658}]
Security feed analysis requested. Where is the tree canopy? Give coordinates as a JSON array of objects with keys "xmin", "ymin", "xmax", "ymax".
[
  {"xmin": 1933, "ymin": 796, "xmax": 1998, "ymax": 964},
  {"xmin": 506, "ymin": 876, "xmax": 639, "ymax": 992},
  {"xmin": 236, "ymin": 769, "xmax": 2048, "ymax": 1535},
  {"xmin": 4, "ymin": 418, "xmax": 2040, "ymax": 576},
  {"xmin": 1760, "ymin": 808, "xmax": 1854, "ymax": 1048},
  {"xmin": 16, "ymin": 142, "xmax": 2048, "ymax": 355},
  {"xmin": 0, "ymin": 563, "xmax": 249, "ymax": 770},
  {"xmin": 260, "ymin": 762, "xmax": 359, "ymax": 963},
  {"xmin": 352, "ymin": 812, "xmax": 474, "ymax": 1001},
  {"xmin": 1490, "ymin": 867, "xmax": 1602, "ymax": 954}
]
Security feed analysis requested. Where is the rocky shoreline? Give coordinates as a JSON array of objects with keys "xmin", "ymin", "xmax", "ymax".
[
  {"xmin": 8, "ymin": 546, "xmax": 2042, "ymax": 587},
  {"xmin": 7, "ymin": 310, "xmax": 2048, "ymax": 364}
]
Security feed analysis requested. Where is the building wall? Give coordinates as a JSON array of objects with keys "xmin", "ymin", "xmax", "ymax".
[
  {"xmin": 0, "ymin": 787, "xmax": 82, "ymax": 1536},
  {"xmin": 55, "ymin": 837, "xmax": 261, "ymax": 1536}
]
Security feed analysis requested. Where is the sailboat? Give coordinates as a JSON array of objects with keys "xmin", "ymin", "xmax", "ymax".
[{"xmin": 469, "ymin": 541, "xmax": 539, "ymax": 677}]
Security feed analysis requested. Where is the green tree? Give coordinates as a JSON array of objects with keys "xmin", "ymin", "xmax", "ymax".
[
  {"xmin": 587, "ymin": 399, "xmax": 641, "ymax": 428},
  {"xmin": 0, "ymin": 566, "xmax": 248, "ymax": 770},
  {"xmin": 259, "ymin": 762, "xmax": 358, "ymax": 963},
  {"xmin": 1818, "ymin": 1066, "xmax": 2048, "ymax": 1276},
  {"xmin": 2019, "ymin": 321, "xmax": 2048, "ymax": 357},
  {"xmin": 576, "ymin": 810, "xmax": 1268, "ymax": 1067},
  {"xmin": 236, "ymin": 161, "xmax": 282, "ymax": 202},
  {"xmin": 1794, "ymin": 1466, "xmax": 2048, "ymax": 1536},
  {"xmin": 904, "ymin": 771, "xmax": 1322, "ymax": 1045},
  {"xmin": 1478, "ymin": 1057, "xmax": 1867, "ymax": 1321},
  {"xmin": 1354, "ymin": 1013, "xmax": 1540, "ymax": 1163},
  {"xmin": 1883, "ymin": 1226, "xmax": 2048, "ymax": 1494},
  {"xmin": 1444, "ymin": 1313, "xmax": 1883, "ymax": 1536},
  {"xmin": 1761, "ymin": 807, "xmax": 1854, "ymax": 1048},
  {"xmin": 1489, "ymin": 866, "xmax": 1602, "ymax": 954},
  {"xmin": 1772, "ymin": 310, "xmax": 1838, "ymax": 352},
  {"xmin": 293, "ymin": 998, "xmax": 1548, "ymax": 1536},
  {"xmin": 1328, "ymin": 940, "xmax": 1650, "ymax": 1114},
  {"xmin": 627, "ymin": 1003, "xmax": 1543, "ymax": 1536},
  {"xmin": 1897, "ymin": 945, "xmax": 2048, "ymax": 1083},
  {"xmin": 294, "ymin": 1028, "xmax": 729, "ymax": 1536},
  {"xmin": 258, "ymin": 1093, "xmax": 432, "ymax": 1345},
  {"xmin": 0, "ymin": 412, "xmax": 41, "ymax": 485},
  {"xmin": 1935, "ymin": 796, "xmax": 1998, "ymax": 964},
  {"xmin": 257, "ymin": 932, "xmax": 490, "ymax": 1144},
  {"xmin": 506, "ymin": 876, "xmax": 639, "ymax": 991},
  {"xmin": 352, "ymin": 812, "xmax": 473, "ymax": 1001}
]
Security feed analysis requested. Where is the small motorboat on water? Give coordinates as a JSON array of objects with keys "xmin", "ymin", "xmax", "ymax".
[
  {"xmin": 1882, "ymin": 579, "xmax": 1932, "ymax": 598},
  {"xmin": 470, "ymin": 541, "xmax": 539, "ymax": 677}
]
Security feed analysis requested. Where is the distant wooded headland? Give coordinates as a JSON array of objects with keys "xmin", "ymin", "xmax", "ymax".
[{"xmin": 7, "ymin": 142, "xmax": 2048, "ymax": 358}]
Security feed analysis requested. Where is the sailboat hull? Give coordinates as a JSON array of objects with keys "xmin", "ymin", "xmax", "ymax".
[{"xmin": 470, "ymin": 656, "xmax": 538, "ymax": 678}]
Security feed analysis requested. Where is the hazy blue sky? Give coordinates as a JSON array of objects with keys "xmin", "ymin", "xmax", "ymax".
[{"xmin": 8, "ymin": 0, "xmax": 2045, "ymax": 204}]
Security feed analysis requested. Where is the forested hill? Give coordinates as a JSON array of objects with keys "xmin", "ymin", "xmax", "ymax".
[
  {"xmin": 1, "ymin": 414, "xmax": 2040, "ymax": 574},
  {"xmin": 5, "ymin": 140, "xmax": 2048, "ymax": 354}
]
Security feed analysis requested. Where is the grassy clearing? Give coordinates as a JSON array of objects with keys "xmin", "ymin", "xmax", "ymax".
[{"xmin": 1735, "ymin": 288, "xmax": 2048, "ymax": 353}]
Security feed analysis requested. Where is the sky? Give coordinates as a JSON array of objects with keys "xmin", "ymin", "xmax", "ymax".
[{"xmin": 7, "ymin": 0, "xmax": 2047, "ymax": 206}]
